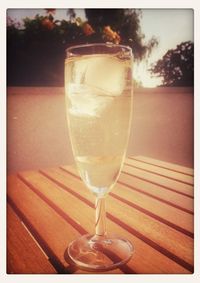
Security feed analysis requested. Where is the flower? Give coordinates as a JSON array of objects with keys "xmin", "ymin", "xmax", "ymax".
[
  {"xmin": 42, "ymin": 18, "xmax": 55, "ymax": 30},
  {"xmin": 103, "ymin": 26, "xmax": 121, "ymax": 44},
  {"xmin": 82, "ymin": 23, "xmax": 95, "ymax": 36},
  {"xmin": 75, "ymin": 17, "xmax": 83, "ymax": 26}
]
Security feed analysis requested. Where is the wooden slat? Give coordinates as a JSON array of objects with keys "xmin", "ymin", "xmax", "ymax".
[
  {"xmin": 7, "ymin": 175, "xmax": 81, "ymax": 274},
  {"xmin": 34, "ymin": 167, "xmax": 193, "ymax": 273},
  {"xmin": 133, "ymin": 156, "xmax": 194, "ymax": 176},
  {"xmin": 122, "ymin": 164, "xmax": 193, "ymax": 197},
  {"xmin": 125, "ymin": 158, "xmax": 194, "ymax": 185},
  {"xmin": 7, "ymin": 204, "xmax": 57, "ymax": 274},
  {"xmin": 118, "ymin": 172, "xmax": 193, "ymax": 212},
  {"xmin": 13, "ymin": 170, "xmax": 191, "ymax": 273},
  {"xmin": 64, "ymin": 164, "xmax": 193, "ymax": 213},
  {"xmin": 7, "ymin": 154, "xmax": 194, "ymax": 274},
  {"xmin": 61, "ymin": 166, "xmax": 193, "ymax": 235},
  {"xmin": 8, "ymin": 174, "xmax": 123, "ymax": 274}
]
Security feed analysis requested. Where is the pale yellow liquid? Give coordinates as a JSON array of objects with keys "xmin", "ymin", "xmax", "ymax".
[{"xmin": 65, "ymin": 55, "xmax": 132, "ymax": 196}]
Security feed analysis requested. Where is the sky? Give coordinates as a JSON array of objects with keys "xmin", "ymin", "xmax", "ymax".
[
  {"xmin": 7, "ymin": 8, "xmax": 194, "ymax": 87},
  {"xmin": 138, "ymin": 9, "xmax": 193, "ymax": 87}
]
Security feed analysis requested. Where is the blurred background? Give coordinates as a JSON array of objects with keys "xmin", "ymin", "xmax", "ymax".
[{"xmin": 7, "ymin": 9, "xmax": 194, "ymax": 172}]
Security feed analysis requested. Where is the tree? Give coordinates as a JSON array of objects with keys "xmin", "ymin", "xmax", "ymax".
[
  {"xmin": 85, "ymin": 9, "xmax": 158, "ymax": 60},
  {"xmin": 7, "ymin": 9, "xmax": 158, "ymax": 86},
  {"xmin": 150, "ymin": 41, "xmax": 194, "ymax": 87}
]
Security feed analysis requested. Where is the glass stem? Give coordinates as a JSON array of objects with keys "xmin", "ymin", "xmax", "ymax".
[{"xmin": 95, "ymin": 197, "xmax": 106, "ymax": 237}]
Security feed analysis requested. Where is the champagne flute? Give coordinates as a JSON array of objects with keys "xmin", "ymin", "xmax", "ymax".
[{"xmin": 64, "ymin": 43, "xmax": 133, "ymax": 271}]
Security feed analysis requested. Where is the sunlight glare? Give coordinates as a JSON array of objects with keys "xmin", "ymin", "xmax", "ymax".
[{"xmin": 133, "ymin": 61, "xmax": 162, "ymax": 88}]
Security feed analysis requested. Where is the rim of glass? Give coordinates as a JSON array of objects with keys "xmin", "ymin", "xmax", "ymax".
[{"xmin": 66, "ymin": 43, "xmax": 132, "ymax": 57}]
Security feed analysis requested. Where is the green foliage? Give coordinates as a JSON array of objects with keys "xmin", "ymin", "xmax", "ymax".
[
  {"xmin": 7, "ymin": 9, "xmax": 158, "ymax": 86},
  {"xmin": 7, "ymin": 13, "xmax": 85, "ymax": 86},
  {"xmin": 150, "ymin": 41, "xmax": 194, "ymax": 87}
]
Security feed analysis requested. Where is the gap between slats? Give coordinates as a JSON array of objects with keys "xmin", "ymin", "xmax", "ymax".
[
  {"xmin": 131, "ymin": 156, "xmax": 194, "ymax": 176},
  {"xmin": 7, "ymin": 204, "xmax": 57, "ymax": 274},
  {"xmin": 118, "ymin": 179, "xmax": 193, "ymax": 215},
  {"xmin": 20, "ymin": 169, "xmax": 194, "ymax": 273},
  {"xmin": 8, "ymin": 196, "xmax": 71, "ymax": 274},
  {"xmin": 124, "ymin": 162, "xmax": 193, "ymax": 186},
  {"xmin": 8, "ymin": 197, "xmax": 127, "ymax": 275},
  {"xmin": 121, "ymin": 169, "xmax": 193, "ymax": 199},
  {"xmin": 15, "ymin": 174, "xmax": 136, "ymax": 274},
  {"xmin": 122, "ymin": 165, "xmax": 193, "ymax": 198},
  {"xmin": 57, "ymin": 167, "xmax": 193, "ymax": 237}
]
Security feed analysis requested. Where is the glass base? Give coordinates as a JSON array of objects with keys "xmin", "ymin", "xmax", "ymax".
[{"xmin": 67, "ymin": 234, "xmax": 134, "ymax": 272}]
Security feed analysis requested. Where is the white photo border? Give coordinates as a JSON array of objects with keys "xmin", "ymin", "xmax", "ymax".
[{"xmin": 1, "ymin": 1, "xmax": 199, "ymax": 283}]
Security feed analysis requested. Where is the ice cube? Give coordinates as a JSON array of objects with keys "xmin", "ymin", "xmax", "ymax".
[
  {"xmin": 67, "ymin": 84, "xmax": 113, "ymax": 117},
  {"xmin": 85, "ymin": 56, "xmax": 126, "ymax": 96}
]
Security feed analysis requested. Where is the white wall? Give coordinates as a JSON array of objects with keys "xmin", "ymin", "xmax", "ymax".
[{"xmin": 7, "ymin": 87, "xmax": 194, "ymax": 173}]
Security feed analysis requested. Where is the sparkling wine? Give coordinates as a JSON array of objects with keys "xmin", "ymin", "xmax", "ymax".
[{"xmin": 65, "ymin": 54, "xmax": 132, "ymax": 196}]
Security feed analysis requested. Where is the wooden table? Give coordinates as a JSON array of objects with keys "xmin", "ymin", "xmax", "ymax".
[{"xmin": 7, "ymin": 156, "xmax": 194, "ymax": 274}]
